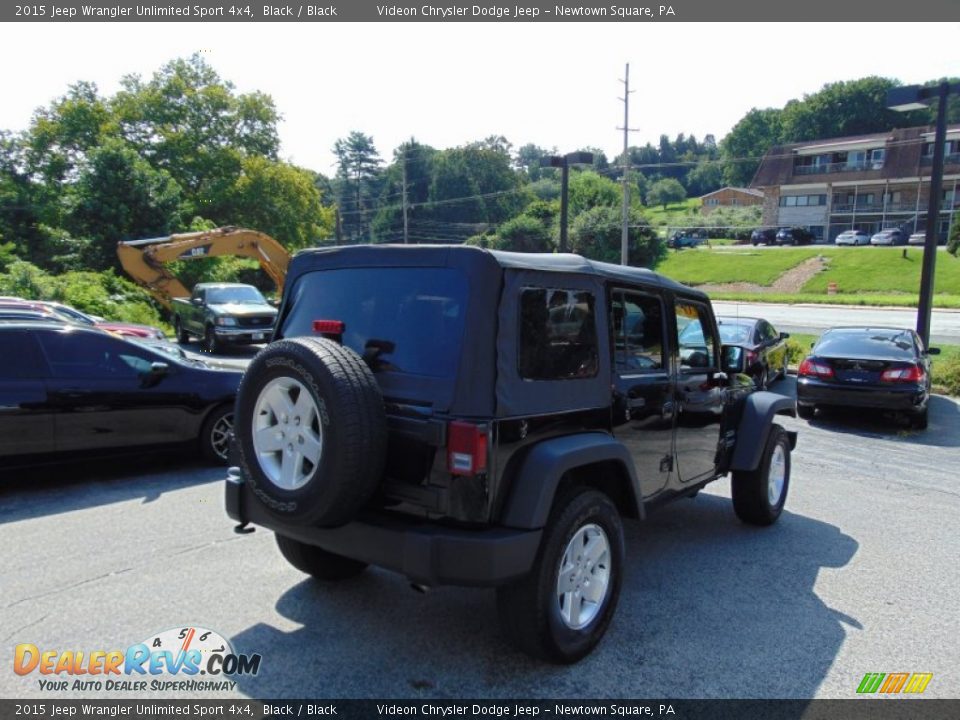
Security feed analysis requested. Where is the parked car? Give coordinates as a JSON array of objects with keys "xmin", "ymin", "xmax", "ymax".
[
  {"xmin": 668, "ymin": 232, "xmax": 704, "ymax": 249},
  {"xmin": 835, "ymin": 230, "xmax": 871, "ymax": 246},
  {"xmin": 172, "ymin": 283, "xmax": 277, "ymax": 353},
  {"xmin": 711, "ymin": 316, "xmax": 790, "ymax": 389},
  {"xmin": 0, "ymin": 298, "xmax": 165, "ymax": 339},
  {"xmin": 775, "ymin": 227, "xmax": 814, "ymax": 245},
  {"xmin": 751, "ymin": 228, "xmax": 777, "ymax": 246},
  {"xmin": 0, "ymin": 309, "xmax": 74, "ymax": 324},
  {"xmin": 870, "ymin": 229, "xmax": 907, "ymax": 246},
  {"xmin": 908, "ymin": 232, "xmax": 928, "ymax": 246},
  {"xmin": 225, "ymin": 245, "xmax": 798, "ymax": 663},
  {"xmin": 0, "ymin": 322, "xmax": 243, "ymax": 466},
  {"xmin": 37, "ymin": 301, "xmax": 166, "ymax": 339},
  {"xmin": 796, "ymin": 327, "xmax": 937, "ymax": 429}
]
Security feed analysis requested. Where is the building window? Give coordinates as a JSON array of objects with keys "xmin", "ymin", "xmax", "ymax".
[{"xmin": 705, "ymin": 198, "xmax": 719, "ymax": 206}]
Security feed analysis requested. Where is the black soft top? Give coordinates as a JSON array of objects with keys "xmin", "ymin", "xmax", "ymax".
[
  {"xmin": 288, "ymin": 244, "xmax": 705, "ymax": 300},
  {"xmin": 282, "ymin": 244, "xmax": 708, "ymax": 418}
]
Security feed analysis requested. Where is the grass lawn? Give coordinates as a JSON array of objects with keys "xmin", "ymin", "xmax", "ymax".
[
  {"xmin": 654, "ymin": 246, "xmax": 960, "ymax": 308},
  {"xmin": 643, "ymin": 198, "xmax": 700, "ymax": 226},
  {"xmin": 656, "ymin": 247, "xmax": 820, "ymax": 285},
  {"xmin": 801, "ymin": 246, "xmax": 960, "ymax": 295}
]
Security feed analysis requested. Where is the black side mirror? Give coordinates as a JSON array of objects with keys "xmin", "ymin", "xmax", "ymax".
[
  {"xmin": 780, "ymin": 332, "xmax": 791, "ymax": 340},
  {"xmin": 721, "ymin": 345, "xmax": 745, "ymax": 374},
  {"xmin": 927, "ymin": 347, "xmax": 941, "ymax": 355}
]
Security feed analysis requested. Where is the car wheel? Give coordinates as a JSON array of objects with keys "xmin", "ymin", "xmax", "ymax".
[
  {"xmin": 174, "ymin": 316, "xmax": 190, "ymax": 344},
  {"xmin": 909, "ymin": 408, "xmax": 928, "ymax": 430},
  {"xmin": 797, "ymin": 404, "xmax": 815, "ymax": 420},
  {"xmin": 497, "ymin": 488, "xmax": 624, "ymax": 664},
  {"xmin": 204, "ymin": 325, "xmax": 222, "ymax": 354},
  {"xmin": 200, "ymin": 405, "xmax": 234, "ymax": 464},
  {"xmin": 233, "ymin": 337, "xmax": 387, "ymax": 528},
  {"xmin": 732, "ymin": 424, "xmax": 790, "ymax": 526},
  {"xmin": 275, "ymin": 533, "xmax": 367, "ymax": 581}
]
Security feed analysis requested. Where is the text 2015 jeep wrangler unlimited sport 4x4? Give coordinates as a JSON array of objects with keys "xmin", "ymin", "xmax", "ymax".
[{"xmin": 226, "ymin": 245, "xmax": 797, "ymax": 663}]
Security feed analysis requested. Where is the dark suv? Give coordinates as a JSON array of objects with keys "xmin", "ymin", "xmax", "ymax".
[{"xmin": 226, "ymin": 246, "xmax": 797, "ymax": 663}]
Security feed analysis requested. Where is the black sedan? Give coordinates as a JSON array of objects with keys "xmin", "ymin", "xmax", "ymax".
[
  {"xmin": 0, "ymin": 322, "xmax": 243, "ymax": 467},
  {"xmin": 796, "ymin": 327, "xmax": 937, "ymax": 429},
  {"xmin": 714, "ymin": 316, "xmax": 790, "ymax": 389}
]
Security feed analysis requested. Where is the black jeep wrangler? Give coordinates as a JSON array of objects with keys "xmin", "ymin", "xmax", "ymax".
[{"xmin": 226, "ymin": 245, "xmax": 797, "ymax": 663}]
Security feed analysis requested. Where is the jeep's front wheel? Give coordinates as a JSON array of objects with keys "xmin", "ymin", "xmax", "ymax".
[
  {"xmin": 275, "ymin": 533, "xmax": 367, "ymax": 580},
  {"xmin": 497, "ymin": 488, "xmax": 624, "ymax": 663},
  {"xmin": 233, "ymin": 337, "xmax": 387, "ymax": 528},
  {"xmin": 731, "ymin": 423, "xmax": 790, "ymax": 526}
]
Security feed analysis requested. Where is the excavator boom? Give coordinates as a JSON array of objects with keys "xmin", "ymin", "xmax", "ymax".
[{"xmin": 117, "ymin": 227, "xmax": 291, "ymax": 310}]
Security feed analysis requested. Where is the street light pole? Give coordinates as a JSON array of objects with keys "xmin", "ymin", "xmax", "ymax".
[
  {"xmin": 917, "ymin": 84, "xmax": 949, "ymax": 348},
  {"xmin": 887, "ymin": 82, "xmax": 960, "ymax": 347},
  {"xmin": 541, "ymin": 151, "xmax": 594, "ymax": 254}
]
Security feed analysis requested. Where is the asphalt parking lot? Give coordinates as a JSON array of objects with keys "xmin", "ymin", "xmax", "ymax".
[{"xmin": 2, "ymin": 378, "xmax": 958, "ymax": 700}]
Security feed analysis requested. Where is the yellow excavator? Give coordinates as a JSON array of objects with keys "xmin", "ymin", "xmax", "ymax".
[{"xmin": 117, "ymin": 227, "xmax": 291, "ymax": 310}]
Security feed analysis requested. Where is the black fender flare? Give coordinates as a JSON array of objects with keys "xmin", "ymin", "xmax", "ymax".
[
  {"xmin": 499, "ymin": 432, "xmax": 643, "ymax": 530},
  {"xmin": 730, "ymin": 391, "xmax": 797, "ymax": 472}
]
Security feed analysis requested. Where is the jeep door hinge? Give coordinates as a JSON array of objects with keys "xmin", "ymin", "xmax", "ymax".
[{"xmin": 659, "ymin": 455, "xmax": 674, "ymax": 473}]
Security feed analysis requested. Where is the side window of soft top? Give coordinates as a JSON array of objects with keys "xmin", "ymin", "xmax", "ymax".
[{"xmin": 518, "ymin": 288, "xmax": 598, "ymax": 381}]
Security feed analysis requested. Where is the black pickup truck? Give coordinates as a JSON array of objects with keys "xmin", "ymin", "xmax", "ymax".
[{"xmin": 171, "ymin": 283, "xmax": 277, "ymax": 353}]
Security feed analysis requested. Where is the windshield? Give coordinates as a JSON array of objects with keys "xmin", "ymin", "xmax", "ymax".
[
  {"xmin": 282, "ymin": 268, "xmax": 467, "ymax": 378},
  {"xmin": 207, "ymin": 287, "xmax": 268, "ymax": 305},
  {"xmin": 816, "ymin": 329, "xmax": 916, "ymax": 359}
]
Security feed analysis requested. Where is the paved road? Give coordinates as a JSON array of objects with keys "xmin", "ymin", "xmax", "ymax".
[
  {"xmin": 2, "ymin": 380, "xmax": 958, "ymax": 700},
  {"xmin": 713, "ymin": 301, "xmax": 960, "ymax": 344}
]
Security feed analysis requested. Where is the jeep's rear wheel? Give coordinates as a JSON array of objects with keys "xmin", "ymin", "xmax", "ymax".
[
  {"xmin": 497, "ymin": 488, "xmax": 624, "ymax": 663},
  {"xmin": 732, "ymin": 424, "xmax": 790, "ymax": 526},
  {"xmin": 275, "ymin": 533, "xmax": 367, "ymax": 580},
  {"xmin": 234, "ymin": 337, "xmax": 387, "ymax": 528}
]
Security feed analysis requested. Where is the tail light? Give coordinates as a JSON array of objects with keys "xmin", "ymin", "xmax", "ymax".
[
  {"xmin": 447, "ymin": 421, "xmax": 488, "ymax": 476},
  {"xmin": 881, "ymin": 365, "xmax": 925, "ymax": 383},
  {"xmin": 312, "ymin": 319, "xmax": 345, "ymax": 339},
  {"xmin": 798, "ymin": 358, "xmax": 834, "ymax": 379}
]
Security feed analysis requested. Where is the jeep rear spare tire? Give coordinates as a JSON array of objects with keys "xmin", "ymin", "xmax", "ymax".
[{"xmin": 234, "ymin": 336, "xmax": 387, "ymax": 527}]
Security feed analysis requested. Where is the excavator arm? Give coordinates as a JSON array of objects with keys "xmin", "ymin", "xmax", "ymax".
[{"xmin": 117, "ymin": 227, "xmax": 291, "ymax": 310}]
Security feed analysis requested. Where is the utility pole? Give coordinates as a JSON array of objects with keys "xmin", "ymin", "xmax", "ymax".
[
  {"xmin": 401, "ymin": 144, "xmax": 410, "ymax": 244},
  {"xmin": 618, "ymin": 63, "xmax": 639, "ymax": 265}
]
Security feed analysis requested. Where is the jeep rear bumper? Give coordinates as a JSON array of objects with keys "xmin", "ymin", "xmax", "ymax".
[{"xmin": 225, "ymin": 470, "xmax": 542, "ymax": 587}]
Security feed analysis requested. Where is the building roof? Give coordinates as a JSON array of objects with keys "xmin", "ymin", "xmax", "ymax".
[
  {"xmin": 750, "ymin": 124, "xmax": 960, "ymax": 188},
  {"xmin": 699, "ymin": 186, "xmax": 764, "ymax": 199}
]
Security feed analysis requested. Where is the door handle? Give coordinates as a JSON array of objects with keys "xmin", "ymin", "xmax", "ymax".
[{"xmin": 662, "ymin": 400, "xmax": 675, "ymax": 418}]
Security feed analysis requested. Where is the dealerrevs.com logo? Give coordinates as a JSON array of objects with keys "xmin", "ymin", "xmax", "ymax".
[{"xmin": 14, "ymin": 626, "xmax": 261, "ymax": 692}]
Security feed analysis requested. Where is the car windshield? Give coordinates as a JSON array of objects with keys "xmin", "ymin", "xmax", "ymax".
[
  {"xmin": 816, "ymin": 329, "xmax": 916, "ymax": 359},
  {"xmin": 717, "ymin": 322, "xmax": 753, "ymax": 343},
  {"xmin": 207, "ymin": 287, "xmax": 268, "ymax": 305}
]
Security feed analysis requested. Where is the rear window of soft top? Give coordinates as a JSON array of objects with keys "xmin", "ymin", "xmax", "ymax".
[{"xmin": 280, "ymin": 267, "xmax": 467, "ymax": 378}]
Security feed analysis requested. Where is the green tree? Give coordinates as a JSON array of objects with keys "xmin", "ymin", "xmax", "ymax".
[
  {"xmin": 113, "ymin": 55, "xmax": 280, "ymax": 216},
  {"xmin": 780, "ymin": 77, "xmax": 928, "ymax": 143},
  {"xmin": 569, "ymin": 206, "xmax": 661, "ymax": 267},
  {"xmin": 370, "ymin": 138, "xmax": 436, "ymax": 242},
  {"xmin": 332, "ymin": 131, "xmax": 383, "ymax": 242},
  {"xmin": 69, "ymin": 140, "xmax": 183, "ymax": 269},
  {"xmin": 720, "ymin": 108, "xmax": 783, "ymax": 187},
  {"xmin": 567, "ymin": 171, "xmax": 622, "ymax": 215},
  {"xmin": 947, "ymin": 209, "xmax": 960, "ymax": 256},
  {"xmin": 427, "ymin": 143, "xmax": 527, "ymax": 225},
  {"xmin": 646, "ymin": 178, "xmax": 687, "ymax": 209},
  {"xmin": 684, "ymin": 160, "xmax": 724, "ymax": 197},
  {"xmin": 226, "ymin": 156, "xmax": 334, "ymax": 250}
]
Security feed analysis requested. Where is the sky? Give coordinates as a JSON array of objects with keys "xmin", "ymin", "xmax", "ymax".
[{"xmin": 1, "ymin": 22, "xmax": 957, "ymax": 174}]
